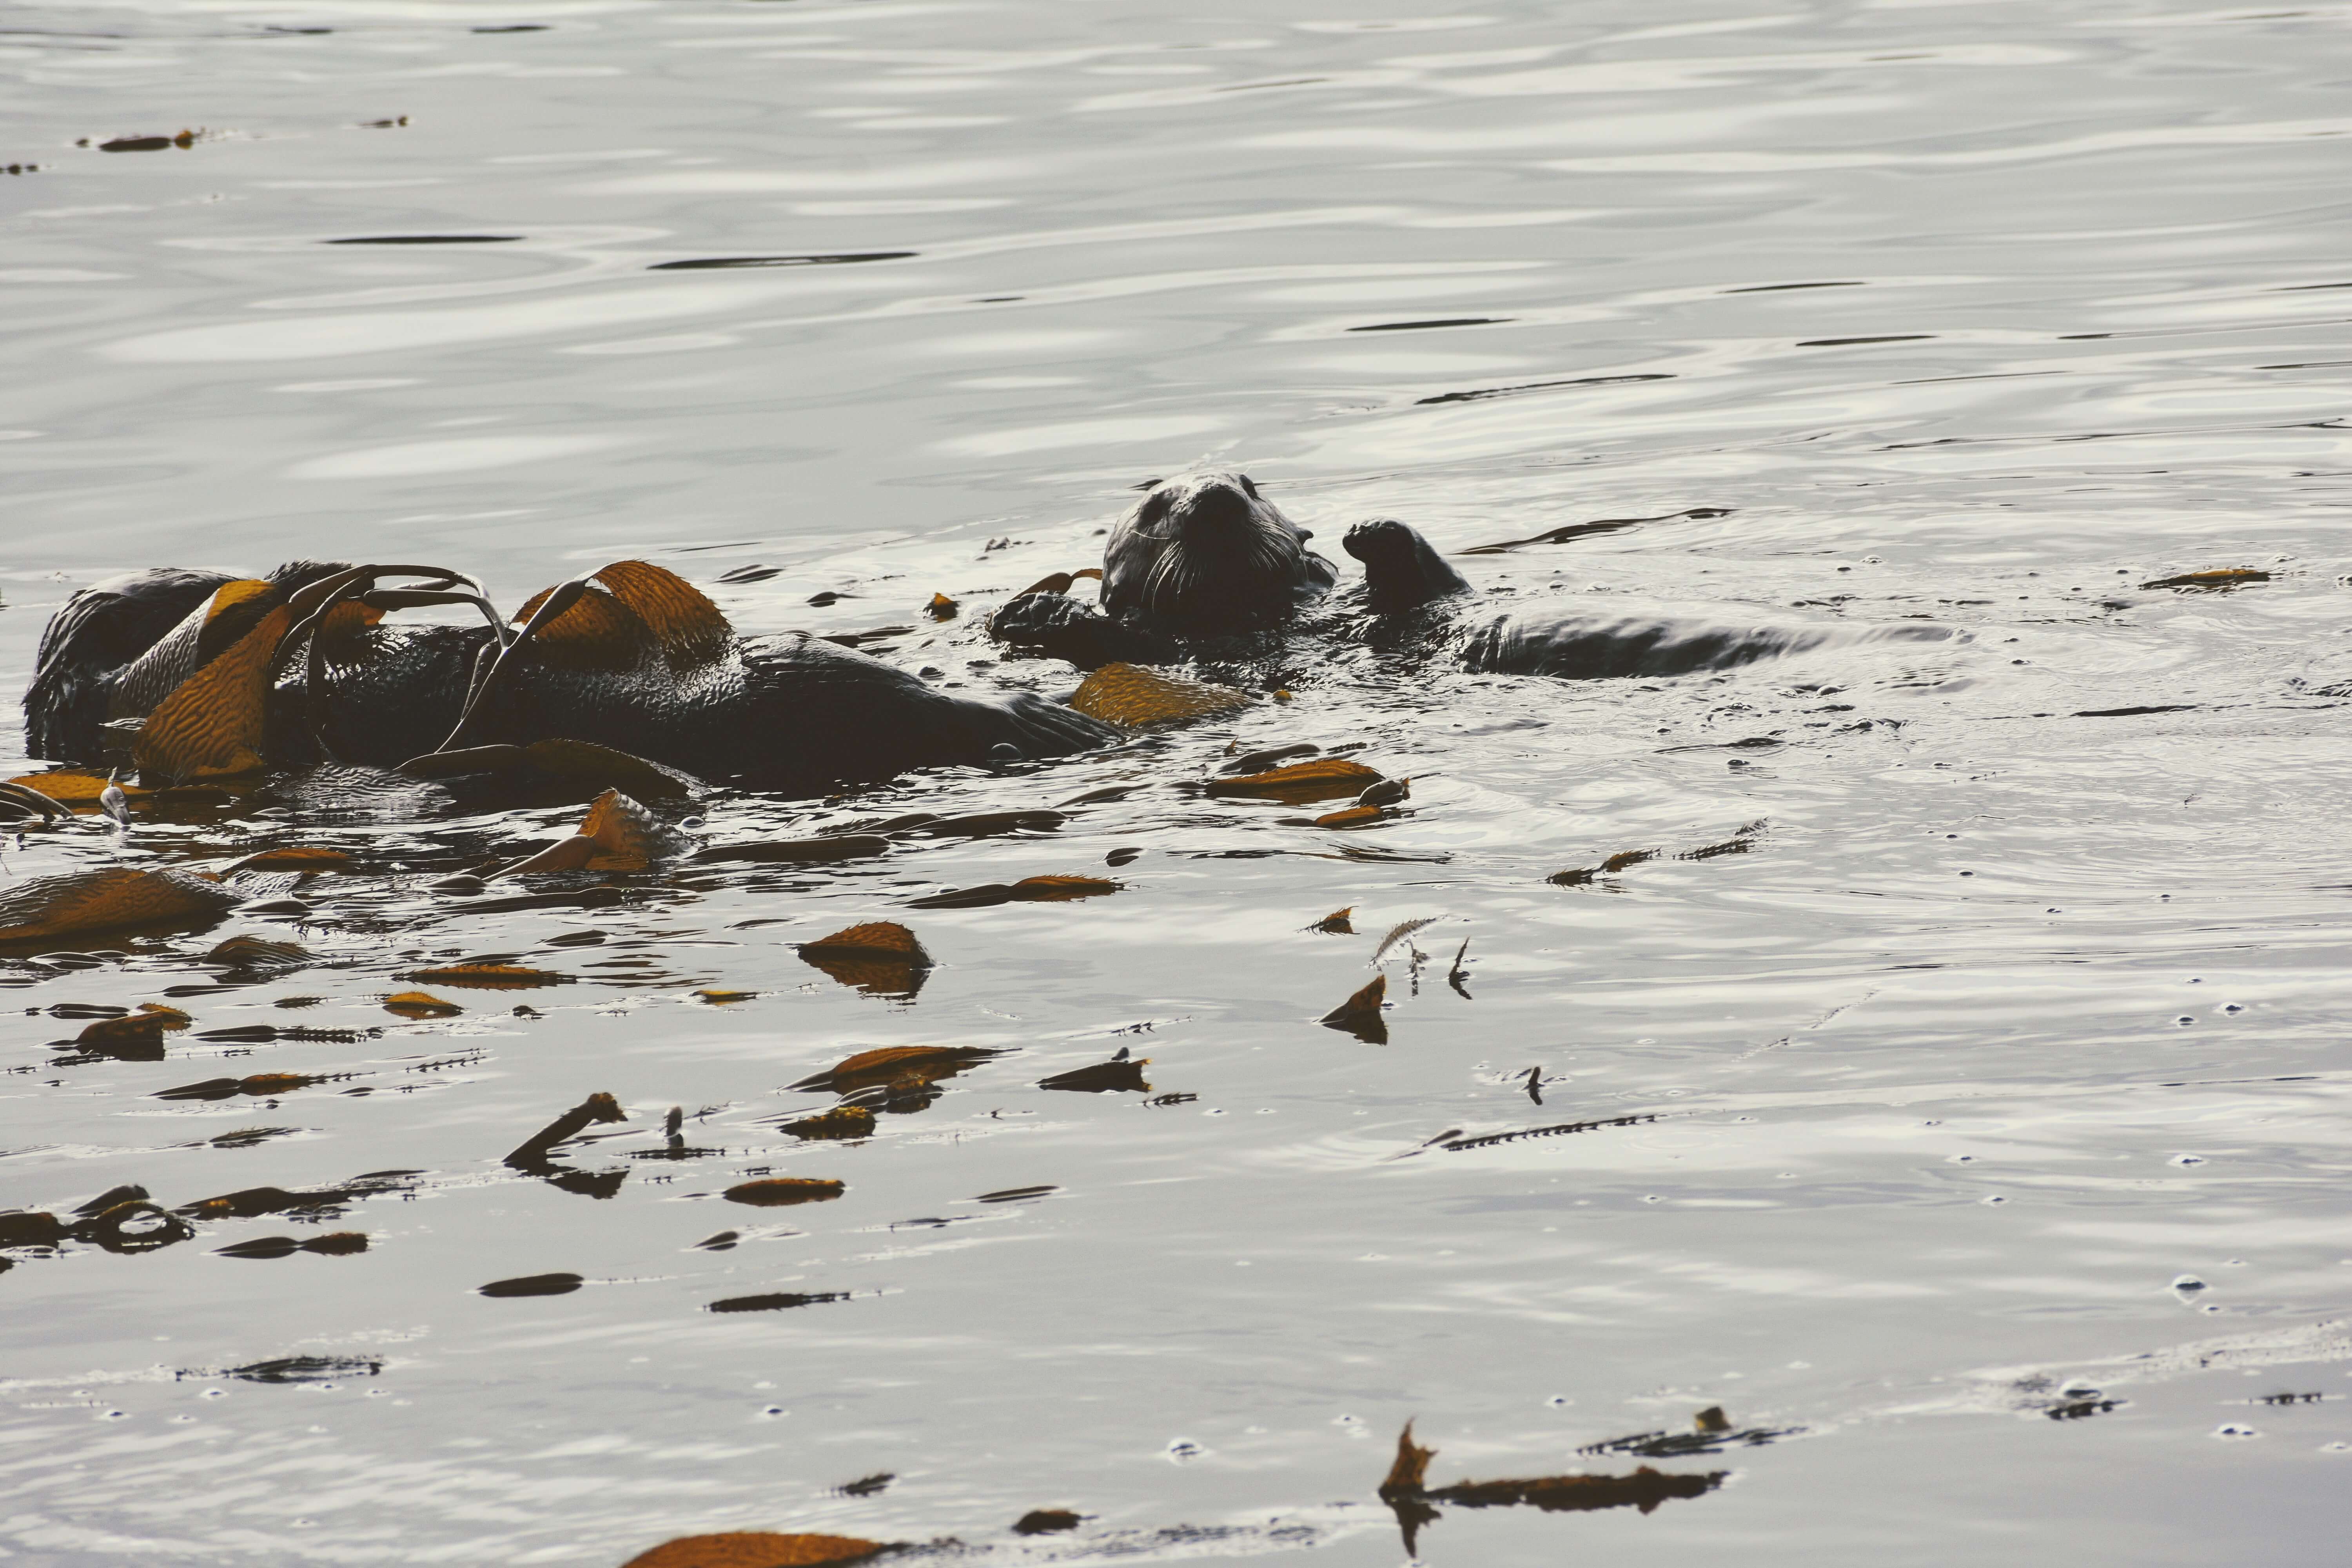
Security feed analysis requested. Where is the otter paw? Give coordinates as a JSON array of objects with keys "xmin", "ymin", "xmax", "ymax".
[
  {"xmin": 1343, "ymin": 517, "xmax": 1420, "ymax": 562},
  {"xmin": 987, "ymin": 590, "xmax": 1096, "ymax": 646}
]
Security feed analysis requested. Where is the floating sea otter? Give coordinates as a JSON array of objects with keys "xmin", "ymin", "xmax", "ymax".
[
  {"xmin": 990, "ymin": 468, "xmax": 1952, "ymax": 676},
  {"xmin": 24, "ymin": 558, "xmax": 1114, "ymax": 793}
]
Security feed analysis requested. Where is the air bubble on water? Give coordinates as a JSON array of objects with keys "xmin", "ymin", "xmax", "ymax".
[
  {"xmin": 1334, "ymin": 1414, "xmax": 1360, "ymax": 1425},
  {"xmin": 1983, "ymin": 1195, "xmax": 2007, "ymax": 1205},
  {"xmin": 2173, "ymin": 1274, "xmax": 2207, "ymax": 1292},
  {"xmin": 758, "ymin": 1406, "xmax": 786, "ymax": 1419},
  {"xmin": 1546, "ymin": 1395, "xmax": 1570, "ymax": 1406},
  {"xmin": 200, "ymin": 1388, "xmax": 225, "ymax": 1399},
  {"xmin": 2171, "ymin": 1154, "xmax": 2206, "ymax": 1166},
  {"xmin": 1166, "ymin": 1439, "xmax": 1203, "ymax": 1462},
  {"xmin": 2213, "ymin": 1424, "xmax": 2259, "ymax": 1439},
  {"xmin": 1951, "ymin": 1154, "xmax": 1975, "ymax": 1163}
]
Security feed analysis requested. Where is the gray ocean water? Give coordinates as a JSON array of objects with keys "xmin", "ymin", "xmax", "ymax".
[{"xmin": 4, "ymin": 1, "xmax": 2352, "ymax": 1563}]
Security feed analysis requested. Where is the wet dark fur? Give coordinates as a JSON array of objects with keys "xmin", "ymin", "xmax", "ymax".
[
  {"xmin": 1100, "ymin": 470, "xmax": 1337, "ymax": 628},
  {"xmin": 993, "ymin": 470, "xmax": 1338, "ymax": 670},
  {"xmin": 27, "ymin": 562, "xmax": 345, "ymax": 761},
  {"xmin": 995, "ymin": 470, "xmax": 1949, "ymax": 681},
  {"xmin": 436, "ymin": 629, "xmax": 1110, "ymax": 791},
  {"xmin": 26, "ymin": 569, "xmax": 1114, "ymax": 795}
]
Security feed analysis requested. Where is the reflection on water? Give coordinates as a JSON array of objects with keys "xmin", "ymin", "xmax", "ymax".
[{"xmin": 7, "ymin": 0, "xmax": 2352, "ymax": 1563}]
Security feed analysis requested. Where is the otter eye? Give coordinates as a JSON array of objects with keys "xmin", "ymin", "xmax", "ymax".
[
  {"xmin": 1136, "ymin": 490, "xmax": 1171, "ymax": 527},
  {"xmin": 1238, "ymin": 475, "xmax": 1261, "ymax": 500}
]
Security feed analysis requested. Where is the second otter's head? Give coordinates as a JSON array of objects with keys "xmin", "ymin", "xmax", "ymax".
[{"xmin": 1100, "ymin": 470, "xmax": 1336, "ymax": 628}]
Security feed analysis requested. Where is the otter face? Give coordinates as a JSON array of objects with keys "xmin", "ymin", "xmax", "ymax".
[{"xmin": 1100, "ymin": 470, "xmax": 1336, "ymax": 628}]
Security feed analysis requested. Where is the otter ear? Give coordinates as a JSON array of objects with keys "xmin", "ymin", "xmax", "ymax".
[{"xmin": 1238, "ymin": 474, "xmax": 1261, "ymax": 499}]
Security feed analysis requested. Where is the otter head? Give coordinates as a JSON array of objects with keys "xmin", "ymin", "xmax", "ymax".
[{"xmin": 1100, "ymin": 470, "xmax": 1336, "ymax": 628}]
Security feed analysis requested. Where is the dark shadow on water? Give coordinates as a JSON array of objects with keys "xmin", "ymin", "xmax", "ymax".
[
  {"xmin": 211, "ymin": 1354, "xmax": 383, "ymax": 1384},
  {"xmin": 479, "ymin": 1272, "xmax": 583, "ymax": 1298},
  {"xmin": 707, "ymin": 1290, "xmax": 849, "ymax": 1314},
  {"xmin": 1418, "ymin": 372, "xmax": 1674, "ymax": 407},
  {"xmin": 1348, "ymin": 317, "xmax": 1512, "ymax": 332},
  {"xmin": 650, "ymin": 252, "xmax": 916, "ymax": 271}
]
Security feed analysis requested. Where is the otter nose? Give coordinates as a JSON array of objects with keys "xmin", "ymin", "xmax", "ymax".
[{"xmin": 1170, "ymin": 480, "xmax": 1258, "ymax": 534}]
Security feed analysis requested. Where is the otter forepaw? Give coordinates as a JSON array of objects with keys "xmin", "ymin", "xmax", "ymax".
[
  {"xmin": 1342, "ymin": 517, "xmax": 1422, "ymax": 562},
  {"xmin": 988, "ymin": 592, "xmax": 1176, "ymax": 670},
  {"xmin": 1344, "ymin": 518, "xmax": 1472, "ymax": 613},
  {"xmin": 989, "ymin": 591, "xmax": 1092, "ymax": 645}
]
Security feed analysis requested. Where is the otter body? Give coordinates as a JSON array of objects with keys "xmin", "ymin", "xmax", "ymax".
[
  {"xmin": 993, "ymin": 471, "xmax": 1949, "ymax": 682},
  {"xmin": 26, "ymin": 562, "xmax": 1114, "ymax": 795}
]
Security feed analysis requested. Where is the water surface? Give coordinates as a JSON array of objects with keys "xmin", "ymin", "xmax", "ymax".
[{"xmin": 4, "ymin": 1, "xmax": 2351, "ymax": 1563}]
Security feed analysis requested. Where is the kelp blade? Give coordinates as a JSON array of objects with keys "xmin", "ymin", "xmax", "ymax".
[
  {"xmin": 0, "ymin": 868, "xmax": 238, "ymax": 947},
  {"xmin": 1071, "ymin": 663, "xmax": 1250, "ymax": 727}
]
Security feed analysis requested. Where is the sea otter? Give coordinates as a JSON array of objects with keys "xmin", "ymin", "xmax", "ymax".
[
  {"xmin": 989, "ymin": 468, "xmax": 1950, "ymax": 679},
  {"xmin": 24, "ymin": 557, "xmax": 1114, "ymax": 795}
]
